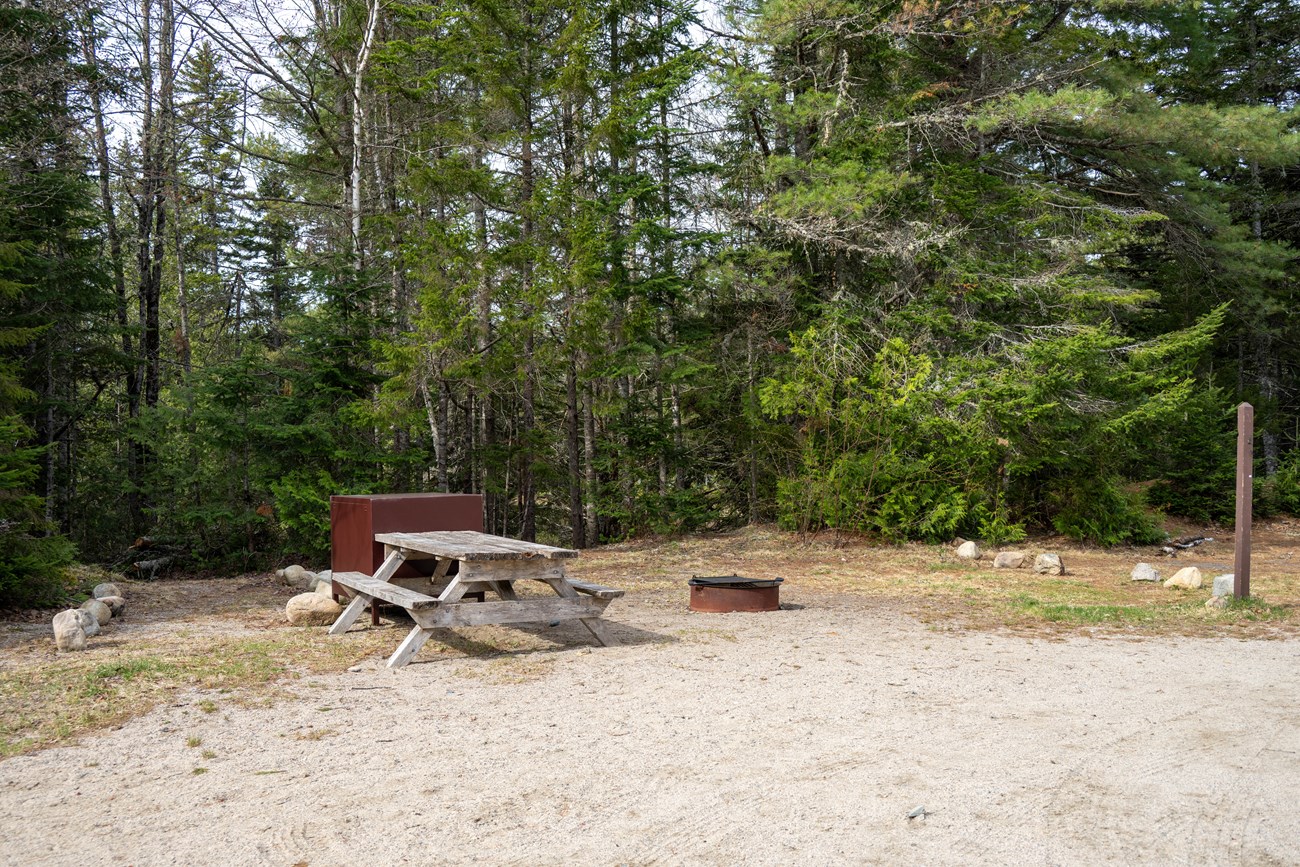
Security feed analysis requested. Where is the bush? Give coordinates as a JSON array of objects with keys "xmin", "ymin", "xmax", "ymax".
[
  {"xmin": 1049, "ymin": 476, "xmax": 1165, "ymax": 546},
  {"xmin": 1261, "ymin": 449, "xmax": 1300, "ymax": 516},
  {"xmin": 0, "ymin": 531, "xmax": 76, "ymax": 608}
]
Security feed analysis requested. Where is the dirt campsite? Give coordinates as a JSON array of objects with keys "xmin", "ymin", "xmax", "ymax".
[{"xmin": 2, "ymin": 523, "xmax": 1298, "ymax": 865}]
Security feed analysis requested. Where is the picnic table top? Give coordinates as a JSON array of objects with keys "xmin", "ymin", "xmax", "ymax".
[{"xmin": 375, "ymin": 530, "xmax": 580, "ymax": 561}]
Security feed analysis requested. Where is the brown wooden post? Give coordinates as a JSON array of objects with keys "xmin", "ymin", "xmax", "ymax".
[{"xmin": 1234, "ymin": 402, "xmax": 1253, "ymax": 600}]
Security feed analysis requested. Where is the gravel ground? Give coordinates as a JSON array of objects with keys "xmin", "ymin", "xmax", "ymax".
[{"xmin": 2, "ymin": 587, "xmax": 1297, "ymax": 866}]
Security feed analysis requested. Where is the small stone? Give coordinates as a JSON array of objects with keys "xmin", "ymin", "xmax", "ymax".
[
  {"xmin": 52, "ymin": 610, "xmax": 87, "ymax": 652},
  {"xmin": 907, "ymin": 806, "xmax": 928, "ymax": 820},
  {"xmin": 1205, "ymin": 595, "xmax": 1230, "ymax": 611},
  {"xmin": 1034, "ymin": 553, "xmax": 1065, "ymax": 575},
  {"xmin": 1212, "ymin": 574, "xmax": 1234, "ymax": 598},
  {"xmin": 73, "ymin": 608, "xmax": 100, "ymax": 637},
  {"xmin": 1130, "ymin": 563, "xmax": 1160, "ymax": 582},
  {"xmin": 1163, "ymin": 566, "xmax": 1203, "ymax": 590},
  {"xmin": 80, "ymin": 598, "xmax": 112, "ymax": 626},
  {"xmin": 313, "ymin": 579, "xmax": 335, "ymax": 598},
  {"xmin": 956, "ymin": 541, "xmax": 981, "ymax": 560},
  {"xmin": 92, "ymin": 582, "xmax": 122, "ymax": 600},
  {"xmin": 285, "ymin": 593, "xmax": 342, "ymax": 626},
  {"xmin": 99, "ymin": 595, "xmax": 126, "ymax": 617},
  {"xmin": 347, "ymin": 665, "xmax": 362, "ymax": 673},
  {"xmin": 993, "ymin": 551, "xmax": 1026, "ymax": 569}
]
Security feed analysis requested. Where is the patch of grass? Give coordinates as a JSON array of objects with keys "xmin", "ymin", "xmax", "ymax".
[
  {"xmin": 200, "ymin": 749, "xmax": 217, "ymax": 759},
  {"xmin": 82, "ymin": 658, "xmax": 179, "ymax": 698},
  {"xmin": 1010, "ymin": 594, "xmax": 1167, "ymax": 625},
  {"xmin": 1226, "ymin": 597, "xmax": 1290, "ymax": 621},
  {"xmin": 186, "ymin": 735, "xmax": 202, "ymax": 748},
  {"xmin": 0, "ymin": 629, "xmax": 393, "ymax": 759},
  {"xmin": 191, "ymin": 767, "xmax": 207, "ymax": 775}
]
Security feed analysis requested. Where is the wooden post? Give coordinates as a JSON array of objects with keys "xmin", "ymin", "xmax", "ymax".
[{"xmin": 1234, "ymin": 402, "xmax": 1253, "ymax": 600}]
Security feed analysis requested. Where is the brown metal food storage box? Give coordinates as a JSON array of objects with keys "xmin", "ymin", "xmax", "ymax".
[{"xmin": 330, "ymin": 493, "xmax": 484, "ymax": 585}]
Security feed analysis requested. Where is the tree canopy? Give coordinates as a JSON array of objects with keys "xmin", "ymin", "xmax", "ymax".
[{"xmin": 3, "ymin": 0, "xmax": 1298, "ymax": 602}]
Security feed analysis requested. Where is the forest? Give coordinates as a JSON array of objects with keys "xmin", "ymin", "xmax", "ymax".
[{"xmin": 2, "ymin": 0, "xmax": 1299, "ymax": 606}]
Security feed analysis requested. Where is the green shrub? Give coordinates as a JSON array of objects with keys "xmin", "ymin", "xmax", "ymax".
[
  {"xmin": 270, "ymin": 470, "xmax": 339, "ymax": 561},
  {"xmin": 1049, "ymin": 476, "xmax": 1165, "ymax": 546}
]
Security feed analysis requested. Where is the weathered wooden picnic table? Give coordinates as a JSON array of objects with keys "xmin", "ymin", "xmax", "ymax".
[{"xmin": 329, "ymin": 530, "xmax": 623, "ymax": 668}]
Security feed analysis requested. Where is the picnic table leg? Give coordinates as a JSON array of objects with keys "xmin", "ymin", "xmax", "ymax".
[
  {"xmin": 328, "ymin": 593, "xmax": 373, "ymax": 636},
  {"xmin": 387, "ymin": 625, "xmax": 433, "ymax": 669},
  {"xmin": 542, "ymin": 571, "xmax": 619, "ymax": 648},
  {"xmin": 364, "ymin": 549, "xmax": 408, "ymax": 627}
]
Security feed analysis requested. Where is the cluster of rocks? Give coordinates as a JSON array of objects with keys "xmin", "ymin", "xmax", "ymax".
[
  {"xmin": 954, "ymin": 541, "xmax": 1065, "ymax": 575},
  {"xmin": 1130, "ymin": 562, "xmax": 1236, "ymax": 609},
  {"xmin": 277, "ymin": 565, "xmax": 343, "ymax": 626},
  {"xmin": 52, "ymin": 583, "xmax": 127, "ymax": 652}
]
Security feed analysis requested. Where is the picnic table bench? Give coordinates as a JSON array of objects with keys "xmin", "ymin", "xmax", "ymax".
[{"xmin": 328, "ymin": 530, "xmax": 623, "ymax": 668}]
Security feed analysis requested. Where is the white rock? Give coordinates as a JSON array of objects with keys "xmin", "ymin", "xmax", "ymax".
[
  {"xmin": 80, "ymin": 598, "xmax": 112, "ymax": 626},
  {"xmin": 993, "ymin": 551, "xmax": 1026, "ymax": 569},
  {"xmin": 1130, "ymin": 563, "xmax": 1160, "ymax": 582},
  {"xmin": 92, "ymin": 582, "xmax": 122, "ymax": 600},
  {"xmin": 99, "ymin": 595, "xmax": 126, "ymax": 617},
  {"xmin": 956, "ymin": 541, "xmax": 981, "ymax": 560},
  {"xmin": 1206, "ymin": 595, "xmax": 1230, "ymax": 611},
  {"xmin": 285, "ymin": 593, "xmax": 342, "ymax": 626},
  {"xmin": 313, "ymin": 578, "xmax": 335, "ymax": 598},
  {"xmin": 1163, "ymin": 566, "xmax": 1203, "ymax": 590},
  {"xmin": 1034, "ymin": 553, "xmax": 1065, "ymax": 575},
  {"xmin": 52, "ymin": 610, "xmax": 87, "ymax": 652},
  {"xmin": 1212, "ymin": 574, "xmax": 1234, "ymax": 598}
]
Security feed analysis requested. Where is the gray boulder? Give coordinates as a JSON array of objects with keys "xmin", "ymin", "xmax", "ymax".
[
  {"xmin": 99, "ymin": 595, "xmax": 126, "ymax": 617},
  {"xmin": 286, "ymin": 593, "xmax": 342, "ymax": 626},
  {"xmin": 279, "ymin": 564, "xmax": 316, "ymax": 590},
  {"xmin": 1206, "ymin": 595, "xmax": 1230, "ymax": 611},
  {"xmin": 1130, "ymin": 563, "xmax": 1160, "ymax": 582},
  {"xmin": 73, "ymin": 608, "xmax": 100, "ymax": 637},
  {"xmin": 1034, "ymin": 553, "xmax": 1065, "ymax": 575},
  {"xmin": 1212, "ymin": 574, "xmax": 1234, "ymax": 598},
  {"xmin": 956, "ymin": 541, "xmax": 981, "ymax": 560},
  {"xmin": 1164, "ymin": 566, "xmax": 1203, "ymax": 590},
  {"xmin": 80, "ymin": 598, "xmax": 112, "ymax": 627},
  {"xmin": 993, "ymin": 551, "xmax": 1026, "ymax": 569},
  {"xmin": 92, "ymin": 582, "xmax": 122, "ymax": 600},
  {"xmin": 52, "ymin": 610, "xmax": 87, "ymax": 652}
]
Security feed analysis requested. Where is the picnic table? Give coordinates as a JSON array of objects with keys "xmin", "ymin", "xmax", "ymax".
[{"xmin": 328, "ymin": 530, "xmax": 624, "ymax": 668}]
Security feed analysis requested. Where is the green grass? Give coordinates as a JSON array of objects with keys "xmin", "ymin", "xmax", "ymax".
[{"xmin": 1011, "ymin": 594, "xmax": 1177, "ymax": 625}]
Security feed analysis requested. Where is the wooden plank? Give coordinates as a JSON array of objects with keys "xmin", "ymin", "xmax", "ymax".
[
  {"xmin": 433, "ymin": 557, "xmax": 453, "ymax": 579},
  {"xmin": 458, "ymin": 561, "xmax": 566, "ymax": 583},
  {"xmin": 384, "ymin": 543, "xmax": 437, "ymax": 561},
  {"xmin": 387, "ymin": 626, "xmax": 434, "ymax": 669},
  {"xmin": 374, "ymin": 531, "xmax": 579, "ymax": 561},
  {"xmin": 409, "ymin": 597, "xmax": 607, "ymax": 628},
  {"xmin": 334, "ymin": 571, "xmax": 441, "ymax": 610},
  {"xmin": 372, "ymin": 549, "xmax": 407, "ymax": 583},
  {"xmin": 487, "ymin": 580, "xmax": 519, "ymax": 601},
  {"xmin": 328, "ymin": 593, "xmax": 372, "ymax": 636},
  {"xmin": 567, "ymin": 580, "xmax": 625, "ymax": 600}
]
